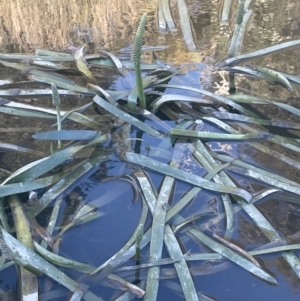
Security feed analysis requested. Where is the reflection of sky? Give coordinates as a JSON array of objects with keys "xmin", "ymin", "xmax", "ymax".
[
  {"xmin": 109, "ymin": 63, "xmax": 205, "ymax": 98},
  {"xmin": 59, "ymin": 169, "xmax": 142, "ymax": 266},
  {"xmin": 0, "ymin": 265, "xmax": 16, "ymax": 296}
]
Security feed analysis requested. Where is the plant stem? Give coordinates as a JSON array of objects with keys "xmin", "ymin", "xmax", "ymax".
[
  {"xmin": 134, "ymin": 63, "xmax": 146, "ymax": 109},
  {"xmin": 132, "ymin": 13, "xmax": 147, "ymax": 109}
]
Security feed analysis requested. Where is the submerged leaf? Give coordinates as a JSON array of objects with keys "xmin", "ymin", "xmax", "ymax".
[
  {"xmin": 138, "ymin": 171, "xmax": 200, "ymax": 301},
  {"xmin": 188, "ymin": 229, "xmax": 277, "ymax": 284},
  {"xmin": 150, "ymin": 94, "xmax": 212, "ymax": 112},
  {"xmin": 0, "ymin": 226, "xmax": 79, "ymax": 291},
  {"xmin": 2, "ymin": 135, "xmax": 108, "ymax": 185},
  {"xmin": 124, "ymin": 152, "xmax": 253, "ymax": 202},
  {"xmin": 93, "ymin": 95, "xmax": 161, "ymax": 137},
  {"xmin": 33, "ymin": 130, "xmax": 100, "ymax": 141},
  {"xmin": 171, "ymin": 128, "xmax": 272, "ymax": 142}
]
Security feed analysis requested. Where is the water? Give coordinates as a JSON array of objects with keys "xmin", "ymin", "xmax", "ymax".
[{"xmin": 0, "ymin": 0, "xmax": 300, "ymax": 300}]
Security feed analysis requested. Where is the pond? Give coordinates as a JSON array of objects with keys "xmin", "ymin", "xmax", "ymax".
[{"xmin": 0, "ymin": 0, "xmax": 300, "ymax": 300}]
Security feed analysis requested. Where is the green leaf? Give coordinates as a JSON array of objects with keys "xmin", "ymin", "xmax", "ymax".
[
  {"xmin": 177, "ymin": 0, "xmax": 197, "ymax": 51},
  {"xmin": 124, "ymin": 152, "xmax": 253, "ymax": 202},
  {"xmin": 93, "ymin": 95, "xmax": 162, "ymax": 137},
  {"xmin": 218, "ymin": 39, "xmax": 300, "ymax": 67},
  {"xmin": 171, "ymin": 128, "xmax": 271, "ymax": 142},
  {"xmin": 150, "ymin": 94, "xmax": 212, "ymax": 112}
]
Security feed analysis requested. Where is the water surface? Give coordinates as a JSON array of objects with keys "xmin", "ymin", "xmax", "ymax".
[{"xmin": 1, "ymin": 1, "xmax": 300, "ymax": 300}]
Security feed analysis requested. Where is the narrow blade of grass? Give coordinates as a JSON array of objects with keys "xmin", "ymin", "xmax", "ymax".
[
  {"xmin": 0, "ymin": 142, "xmax": 44, "ymax": 156},
  {"xmin": 26, "ymin": 156, "xmax": 110, "ymax": 219},
  {"xmin": 124, "ymin": 152, "xmax": 252, "ymax": 202},
  {"xmin": 138, "ymin": 172, "xmax": 200, "ymax": 301},
  {"xmin": 145, "ymin": 160, "xmax": 177, "ymax": 300},
  {"xmin": 0, "ymin": 88, "xmax": 78, "ymax": 98},
  {"xmin": 177, "ymin": 0, "xmax": 197, "ymax": 51},
  {"xmin": 30, "ymin": 73, "xmax": 76, "ymax": 85},
  {"xmin": 116, "ymin": 255, "xmax": 188, "ymax": 271},
  {"xmin": 232, "ymin": 9, "xmax": 252, "ymax": 55},
  {"xmin": 228, "ymin": 93, "xmax": 300, "ymax": 118},
  {"xmin": 207, "ymin": 111, "xmax": 300, "ymax": 130},
  {"xmin": 171, "ymin": 128, "xmax": 271, "ymax": 142},
  {"xmin": 154, "ymin": 84, "xmax": 261, "ymax": 117},
  {"xmin": 192, "ymin": 141, "xmax": 234, "ymax": 232},
  {"xmin": 8, "ymin": 195, "xmax": 39, "ymax": 300},
  {"xmin": 205, "ymin": 153, "xmax": 300, "ymax": 278},
  {"xmin": 0, "ymin": 174, "xmax": 63, "ymax": 198},
  {"xmin": 33, "ymin": 130, "xmax": 100, "ymax": 141},
  {"xmin": 225, "ymin": 163, "xmax": 300, "ymax": 197},
  {"xmin": 160, "ymin": 0, "xmax": 177, "ymax": 31},
  {"xmin": 0, "ymin": 52, "xmax": 74, "ymax": 61},
  {"xmin": 218, "ymin": 39, "xmax": 300, "ymax": 67},
  {"xmin": 100, "ymin": 50, "xmax": 123, "ymax": 69},
  {"xmin": 0, "ymin": 226, "xmax": 79, "ymax": 291},
  {"xmin": 40, "ymin": 195, "xmax": 63, "ymax": 249},
  {"xmin": 249, "ymin": 244, "xmax": 300, "ymax": 256},
  {"xmin": 221, "ymin": 0, "xmax": 233, "ymax": 23},
  {"xmin": 158, "ymin": 1, "xmax": 167, "ymax": 33},
  {"xmin": 87, "ymin": 84, "xmax": 117, "ymax": 105},
  {"xmin": 3, "ymin": 100, "xmax": 67, "ymax": 115},
  {"xmin": 2, "ymin": 134, "xmax": 108, "ymax": 184},
  {"xmin": 33, "ymin": 241, "xmax": 95, "ymax": 273},
  {"xmin": 93, "ymin": 95, "xmax": 162, "ymax": 137},
  {"xmin": 150, "ymin": 94, "xmax": 213, "ymax": 112},
  {"xmin": 245, "ymin": 65, "xmax": 293, "ymax": 91},
  {"xmin": 107, "ymin": 274, "xmax": 145, "ymax": 298},
  {"xmin": 187, "ymin": 228, "xmax": 277, "ymax": 283}
]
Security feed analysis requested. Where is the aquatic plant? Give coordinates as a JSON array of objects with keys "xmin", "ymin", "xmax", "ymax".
[
  {"xmin": 132, "ymin": 13, "xmax": 147, "ymax": 109},
  {"xmin": 51, "ymin": 83, "xmax": 62, "ymax": 150},
  {"xmin": 0, "ymin": 2, "xmax": 300, "ymax": 301},
  {"xmin": 134, "ymin": 223, "xmax": 144, "ymax": 260}
]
